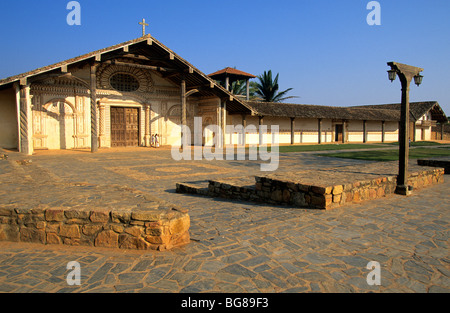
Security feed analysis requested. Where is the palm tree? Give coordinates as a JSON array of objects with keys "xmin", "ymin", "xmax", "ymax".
[{"xmin": 253, "ymin": 70, "xmax": 298, "ymax": 103}]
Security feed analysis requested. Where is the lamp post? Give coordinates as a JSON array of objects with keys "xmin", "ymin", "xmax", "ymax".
[{"xmin": 387, "ymin": 62, "xmax": 424, "ymax": 195}]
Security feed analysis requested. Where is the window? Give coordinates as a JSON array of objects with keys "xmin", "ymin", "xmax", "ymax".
[{"xmin": 110, "ymin": 73, "xmax": 140, "ymax": 92}]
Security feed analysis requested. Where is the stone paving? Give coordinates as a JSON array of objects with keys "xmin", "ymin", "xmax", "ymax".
[{"xmin": 0, "ymin": 147, "xmax": 449, "ymax": 293}]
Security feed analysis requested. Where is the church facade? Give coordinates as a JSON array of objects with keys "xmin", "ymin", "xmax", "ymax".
[{"xmin": 0, "ymin": 35, "xmax": 447, "ymax": 155}]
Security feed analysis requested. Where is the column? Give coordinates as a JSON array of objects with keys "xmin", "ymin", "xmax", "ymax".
[
  {"xmin": 19, "ymin": 84, "xmax": 33, "ymax": 155},
  {"xmin": 363, "ymin": 120, "xmax": 367, "ymax": 143},
  {"xmin": 342, "ymin": 120, "xmax": 347, "ymax": 144},
  {"xmin": 259, "ymin": 116, "xmax": 264, "ymax": 145},
  {"xmin": 246, "ymin": 79, "xmax": 250, "ymax": 101},
  {"xmin": 290, "ymin": 117, "xmax": 295, "ymax": 145},
  {"xmin": 222, "ymin": 101, "xmax": 227, "ymax": 147},
  {"xmin": 145, "ymin": 104, "xmax": 151, "ymax": 147},
  {"xmin": 241, "ymin": 114, "xmax": 246, "ymax": 146},
  {"xmin": 318, "ymin": 118, "xmax": 322, "ymax": 144},
  {"xmin": 181, "ymin": 79, "xmax": 187, "ymax": 127},
  {"xmin": 98, "ymin": 103, "xmax": 106, "ymax": 148},
  {"xmin": 225, "ymin": 76, "xmax": 230, "ymax": 91},
  {"xmin": 90, "ymin": 64, "xmax": 98, "ymax": 153},
  {"xmin": 412, "ymin": 121, "xmax": 417, "ymax": 142},
  {"xmin": 381, "ymin": 121, "xmax": 386, "ymax": 143}
]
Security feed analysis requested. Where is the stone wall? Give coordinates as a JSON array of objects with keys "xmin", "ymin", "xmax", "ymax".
[
  {"xmin": 0, "ymin": 206, "xmax": 190, "ymax": 251},
  {"xmin": 178, "ymin": 167, "xmax": 444, "ymax": 210}
]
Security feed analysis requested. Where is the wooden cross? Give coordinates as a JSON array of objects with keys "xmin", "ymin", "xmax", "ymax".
[{"xmin": 139, "ymin": 18, "xmax": 149, "ymax": 36}]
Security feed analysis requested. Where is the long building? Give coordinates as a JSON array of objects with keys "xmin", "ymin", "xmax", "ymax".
[{"xmin": 0, "ymin": 35, "xmax": 447, "ymax": 154}]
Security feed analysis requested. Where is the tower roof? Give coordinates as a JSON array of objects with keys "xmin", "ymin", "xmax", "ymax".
[{"xmin": 208, "ymin": 67, "xmax": 256, "ymax": 81}]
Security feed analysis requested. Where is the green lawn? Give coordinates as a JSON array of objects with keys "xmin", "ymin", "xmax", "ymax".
[
  {"xmin": 320, "ymin": 148, "xmax": 450, "ymax": 162},
  {"xmin": 250, "ymin": 143, "xmax": 384, "ymax": 153},
  {"xmin": 384, "ymin": 141, "xmax": 443, "ymax": 147}
]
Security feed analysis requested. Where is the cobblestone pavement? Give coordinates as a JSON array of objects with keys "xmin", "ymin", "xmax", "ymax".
[{"xmin": 0, "ymin": 147, "xmax": 449, "ymax": 293}]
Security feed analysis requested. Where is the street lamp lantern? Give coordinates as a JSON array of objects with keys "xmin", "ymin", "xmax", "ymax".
[
  {"xmin": 388, "ymin": 69, "xmax": 397, "ymax": 82},
  {"xmin": 414, "ymin": 73, "xmax": 424, "ymax": 86}
]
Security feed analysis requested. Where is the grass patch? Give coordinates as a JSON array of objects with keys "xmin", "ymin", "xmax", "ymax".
[
  {"xmin": 320, "ymin": 148, "xmax": 450, "ymax": 162},
  {"xmin": 385, "ymin": 141, "xmax": 443, "ymax": 147},
  {"xmin": 250, "ymin": 143, "xmax": 384, "ymax": 153}
]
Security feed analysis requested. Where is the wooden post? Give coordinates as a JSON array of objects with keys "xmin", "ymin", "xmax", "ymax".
[
  {"xmin": 246, "ymin": 79, "xmax": 250, "ymax": 101},
  {"xmin": 259, "ymin": 116, "xmax": 264, "ymax": 145},
  {"xmin": 19, "ymin": 84, "xmax": 33, "ymax": 155},
  {"xmin": 363, "ymin": 120, "xmax": 367, "ymax": 143},
  {"xmin": 290, "ymin": 117, "xmax": 295, "ymax": 145},
  {"xmin": 412, "ymin": 121, "xmax": 417, "ymax": 142},
  {"xmin": 90, "ymin": 64, "xmax": 98, "ymax": 153},
  {"xmin": 241, "ymin": 114, "xmax": 246, "ymax": 146},
  {"xmin": 225, "ymin": 76, "xmax": 230, "ymax": 91},
  {"xmin": 342, "ymin": 120, "xmax": 347, "ymax": 144},
  {"xmin": 222, "ymin": 101, "xmax": 226, "ymax": 148},
  {"xmin": 181, "ymin": 78, "xmax": 187, "ymax": 127},
  {"xmin": 145, "ymin": 105, "xmax": 151, "ymax": 147},
  {"xmin": 382, "ymin": 121, "xmax": 386, "ymax": 143},
  {"xmin": 318, "ymin": 118, "xmax": 322, "ymax": 144}
]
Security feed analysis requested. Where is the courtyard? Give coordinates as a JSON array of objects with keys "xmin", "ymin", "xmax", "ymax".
[{"xmin": 0, "ymin": 145, "xmax": 449, "ymax": 293}]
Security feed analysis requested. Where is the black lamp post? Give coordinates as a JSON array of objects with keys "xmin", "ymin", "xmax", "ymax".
[{"xmin": 387, "ymin": 62, "xmax": 424, "ymax": 195}]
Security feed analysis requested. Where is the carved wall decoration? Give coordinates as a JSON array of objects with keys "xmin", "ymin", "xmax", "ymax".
[{"xmin": 96, "ymin": 60, "xmax": 154, "ymax": 93}]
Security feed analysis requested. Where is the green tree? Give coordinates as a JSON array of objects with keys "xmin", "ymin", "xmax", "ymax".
[{"xmin": 253, "ymin": 70, "xmax": 298, "ymax": 102}]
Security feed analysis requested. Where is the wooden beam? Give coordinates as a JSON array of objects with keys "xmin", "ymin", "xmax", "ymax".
[
  {"xmin": 123, "ymin": 46, "xmax": 129, "ymax": 53},
  {"xmin": 169, "ymin": 53, "xmax": 175, "ymax": 60},
  {"xmin": 61, "ymin": 65, "xmax": 68, "ymax": 73},
  {"xmin": 95, "ymin": 55, "xmax": 102, "ymax": 62},
  {"xmin": 147, "ymin": 38, "xmax": 153, "ymax": 45},
  {"xmin": 185, "ymin": 89, "xmax": 199, "ymax": 98},
  {"xmin": 108, "ymin": 61, "xmax": 177, "ymax": 72}
]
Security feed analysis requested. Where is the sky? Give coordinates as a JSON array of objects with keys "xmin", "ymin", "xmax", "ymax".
[{"xmin": 0, "ymin": 0, "xmax": 449, "ymax": 114}]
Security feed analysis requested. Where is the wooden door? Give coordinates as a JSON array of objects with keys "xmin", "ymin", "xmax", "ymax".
[
  {"xmin": 335, "ymin": 125, "xmax": 343, "ymax": 143},
  {"xmin": 110, "ymin": 107, "xmax": 139, "ymax": 147},
  {"xmin": 125, "ymin": 108, "xmax": 139, "ymax": 147}
]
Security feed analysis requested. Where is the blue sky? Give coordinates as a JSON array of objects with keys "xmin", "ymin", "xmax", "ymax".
[{"xmin": 1, "ymin": 0, "xmax": 449, "ymax": 114}]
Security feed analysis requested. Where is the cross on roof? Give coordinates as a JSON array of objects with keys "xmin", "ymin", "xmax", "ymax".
[{"xmin": 139, "ymin": 18, "xmax": 149, "ymax": 36}]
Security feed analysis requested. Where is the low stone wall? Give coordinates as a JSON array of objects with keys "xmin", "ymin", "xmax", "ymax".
[
  {"xmin": 177, "ymin": 167, "xmax": 444, "ymax": 210},
  {"xmin": 0, "ymin": 206, "xmax": 190, "ymax": 251},
  {"xmin": 418, "ymin": 159, "xmax": 450, "ymax": 174}
]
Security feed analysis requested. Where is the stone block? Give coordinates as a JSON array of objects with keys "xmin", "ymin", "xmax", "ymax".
[
  {"xmin": 20, "ymin": 227, "xmax": 46, "ymax": 243},
  {"xmin": 46, "ymin": 233, "xmax": 62, "ymax": 245},
  {"xmin": 59, "ymin": 224, "xmax": 81, "ymax": 238},
  {"xmin": 119, "ymin": 234, "xmax": 149, "ymax": 250},
  {"xmin": 124, "ymin": 226, "xmax": 143, "ymax": 237},
  {"xmin": 111, "ymin": 211, "xmax": 131, "ymax": 224},
  {"xmin": 45, "ymin": 209, "xmax": 65, "ymax": 222},
  {"xmin": 82, "ymin": 224, "xmax": 103, "ymax": 236},
  {"xmin": 95, "ymin": 230, "xmax": 119, "ymax": 248},
  {"xmin": 90, "ymin": 211, "xmax": 110, "ymax": 223},
  {"xmin": 131, "ymin": 211, "xmax": 162, "ymax": 222},
  {"xmin": 332, "ymin": 185, "xmax": 343, "ymax": 195},
  {"xmin": 168, "ymin": 214, "xmax": 190, "ymax": 237}
]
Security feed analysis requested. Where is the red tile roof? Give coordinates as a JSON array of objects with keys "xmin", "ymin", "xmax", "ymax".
[{"xmin": 208, "ymin": 67, "xmax": 256, "ymax": 79}]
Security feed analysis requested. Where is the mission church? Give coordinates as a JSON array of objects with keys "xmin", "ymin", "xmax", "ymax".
[{"xmin": 0, "ymin": 30, "xmax": 447, "ymax": 155}]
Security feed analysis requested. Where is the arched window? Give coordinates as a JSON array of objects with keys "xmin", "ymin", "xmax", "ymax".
[{"xmin": 109, "ymin": 73, "xmax": 140, "ymax": 92}]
